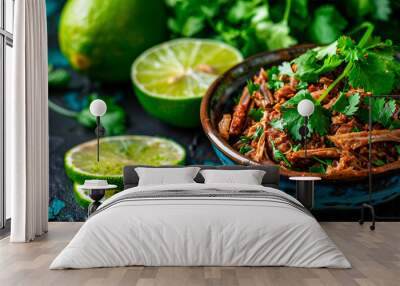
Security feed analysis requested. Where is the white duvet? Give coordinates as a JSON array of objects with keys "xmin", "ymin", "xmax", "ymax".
[{"xmin": 50, "ymin": 183, "xmax": 350, "ymax": 269}]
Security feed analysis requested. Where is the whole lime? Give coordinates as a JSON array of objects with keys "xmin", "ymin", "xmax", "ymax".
[{"xmin": 59, "ymin": 0, "xmax": 167, "ymax": 82}]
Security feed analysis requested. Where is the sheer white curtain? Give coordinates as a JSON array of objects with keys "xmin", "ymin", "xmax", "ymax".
[{"xmin": 7, "ymin": 0, "xmax": 48, "ymax": 242}]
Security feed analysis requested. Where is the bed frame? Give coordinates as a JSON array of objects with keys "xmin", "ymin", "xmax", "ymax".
[{"xmin": 123, "ymin": 165, "xmax": 280, "ymax": 190}]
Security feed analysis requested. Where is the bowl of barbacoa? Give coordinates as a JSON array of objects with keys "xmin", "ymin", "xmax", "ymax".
[{"xmin": 201, "ymin": 32, "xmax": 400, "ymax": 180}]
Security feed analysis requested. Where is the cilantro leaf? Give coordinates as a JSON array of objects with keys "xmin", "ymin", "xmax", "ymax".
[
  {"xmin": 309, "ymin": 5, "xmax": 347, "ymax": 45},
  {"xmin": 270, "ymin": 140, "xmax": 291, "ymax": 167},
  {"xmin": 240, "ymin": 135, "xmax": 251, "ymax": 144},
  {"xmin": 255, "ymin": 21, "xmax": 297, "ymax": 51},
  {"xmin": 252, "ymin": 126, "xmax": 264, "ymax": 139},
  {"xmin": 332, "ymin": 93, "xmax": 360, "ymax": 116},
  {"xmin": 282, "ymin": 108, "xmax": 305, "ymax": 141},
  {"xmin": 239, "ymin": 144, "xmax": 253, "ymax": 155},
  {"xmin": 309, "ymin": 105, "xmax": 331, "ymax": 136},
  {"xmin": 77, "ymin": 94, "xmax": 126, "ymax": 136},
  {"xmin": 247, "ymin": 79, "xmax": 260, "ymax": 95},
  {"xmin": 367, "ymin": 97, "xmax": 396, "ymax": 127},
  {"xmin": 248, "ymin": 108, "xmax": 264, "ymax": 122},
  {"xmin": 331, "ymin": 92, "xmax": 348, "ymax": 113},
  {"xmin": 373, "ymin": 159, "xmax": 385, "ymax": 166},
  {"xmin": 282, "ymin": 89, "xmax": 313, "ymax": 108},
  {"xmin": 292, "ymin": 50, "xmax": 320, "ymax": 82},
  {"xmin": 270, "ymin": 118, "xmax": 285, "ymax": 131},
  {"xmin": 313, "ymin": 156, "xmax": 333, "ymax": 166},
  {"xmin": 348, "ymin": 51, "xmax": 395, "ymax": 94},
  {"xmin": 278, "ymin": 62, "xmax": 294, "ymax": 76},
  {"xmin": 345, "ymin": 94, "xmax": 361, "ymax": 116},
  {"xmin": 281, "ymin": 90, "xmax": 330, "ymax": 140},
  {"xmin": 372, "ymin": 0, "xmax": 391, "ymax": 21},
  {"xmin": 309, "ymin": 165, "xmax": 326, "ymax": 173},
  {"xmin": 315, "ymin": 41, "xmax": 338, "ymax": 59},
  {"xmin": 292, "ymin": 143, "xmax": 301, "ymax": 152},
  {"xmin": 297, "ymin": 81, "xmax": 308, "ymax": 90},
  {"xmin": 268, "ymin": 66, "xmax": 284, "ymax": 90}
]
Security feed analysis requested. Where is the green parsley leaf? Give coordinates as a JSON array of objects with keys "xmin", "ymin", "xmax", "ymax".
[
  {"xmin": 292, "ymin": 143, "xmax": 301, "ymax": 152},
  {"xmin": 239, "ymin": 144, "xmax": 253, "ymax": 155},
  {"xmin": 309, "ymin": 5, "xmax": 347, "ymax": 45},
  {"xmin": 331, "ymin": 92, "xmax": 348, "ymax": 113},
  {"xmin": 247, "ymin": 79, "xmax": 260, "ymax": 95},
  {"xmin": 281, "ymin": 90, "xmax": 330, "ymax": 140},
  {"xmin": 309, "ymin": 165, "xmax": 326, "ymax": 173},
  {"xmin": 248, "ymin": 108, "xmax": 264, "ymax": 122},
  {"xmin": 372, "ymin": 159, "xmax": 385, "ymax": 166},
  {"xmin": 282, "ymin": 89, "xmax": 313, "ymax": 108},
  {"xmin": 77, "ymin": 94, "xmax": 126, "ymax": 136},
  {"xmin": 352, "ymin": 127, "xmax": 361, "ymax": 132},
  {"xmin": 309, "ymin": 105, "xmax": 331, "ymax": 136},
  {"xmin": 372, "ymin": 0, "xmax": 391, "ymax": 21},
  {"xmin": 270, "ymin": 118, "xmax": 285, "ymax": 131},
  {"xmin": 313, "ymin": 156, "xmax": 333, "ymax": 166},
  {"xmin": 292, "ymin": 50, "xmax": 320, "ymax": 82},
  {"xmin": 240, "ymin": 135, "xmax": 251, "ymax": 144},
  {"xmin": 278, "ymin": 62, "xmax": 294, "ymax": 76},
  {"xmin": 252, "ymin": 126, "xmax": 264, "ymax": 139},
  {"xmin": 267, "ymin": 66, "xmax": 284, "ymax": 90},
  {"xmin": 297, "ymin": 81, "xmax": 308, "ymax": 90},
  {"xmin": 332, "ymin": 93, "xmax": 360, "ymax": 116},
  {"xmin": 270, "ymin": 140, "xmax": 292, "ymax": 167},
  {"xmin": 282, "ymin": 108, "xmax": 305, "ymax": 141},
  {"xmin": 367, "ymin": 97, "xmax": 396, "ymax": 127},
  {"xmin": 255, "ymin": 21, "xmax": 297, "ymax": 51},
  {"xmin": 315, "ymin": 41, "xmax": 338, "ymax": 59},
  {"xmin": 348, "ymin": 51, "xmax": 396, "ymax": 94}
]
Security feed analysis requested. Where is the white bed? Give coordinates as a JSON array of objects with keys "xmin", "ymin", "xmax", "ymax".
[{"xmin": 50, "ymin": 167, "xmax": 350, "ymax": 269}]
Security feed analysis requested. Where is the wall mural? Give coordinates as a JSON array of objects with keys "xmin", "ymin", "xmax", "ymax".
[{"xmin": 47, "ymin": 0, "xmax": 400, "ymax": 221}]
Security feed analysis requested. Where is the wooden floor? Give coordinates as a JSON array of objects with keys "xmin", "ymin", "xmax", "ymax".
[{"xmin": 0, "ymin": 222, "xmax": 399, "ymax": 286}]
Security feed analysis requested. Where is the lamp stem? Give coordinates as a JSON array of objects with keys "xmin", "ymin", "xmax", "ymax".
[
  {"xmin": 96, "ymin": 116, "xmax": 100, "ymax": 162},
  {"xmin": 304, "ymin": 116, "xmax": 308, "ymax": 159}
]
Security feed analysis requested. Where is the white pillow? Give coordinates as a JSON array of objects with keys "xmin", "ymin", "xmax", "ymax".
[
  {"xmin": 135, "ymin": 167, "xmax": 200, "ymax": 186},
  {"xmin": 200, "ymin": 169, "xmax": 265, "ymax": 185}
]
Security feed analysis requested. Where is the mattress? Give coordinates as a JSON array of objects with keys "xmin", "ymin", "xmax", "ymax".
[{"xmin": 50, "ymin": 183, "xmax": 350, "ymax": 269}]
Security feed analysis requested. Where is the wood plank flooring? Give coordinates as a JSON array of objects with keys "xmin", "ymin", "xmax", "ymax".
[{"xmin": 0, "ymin": 222, "xmax": 399, "ymax": 286}]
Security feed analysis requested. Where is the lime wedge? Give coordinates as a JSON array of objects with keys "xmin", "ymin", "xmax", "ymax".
[
  {"xmin": 132, "ymin": 39, "xmax": 243, "ymax": 127},
  {"xmin": 65, "ymin": 135, "xmax": 186, "ymax": 207}
]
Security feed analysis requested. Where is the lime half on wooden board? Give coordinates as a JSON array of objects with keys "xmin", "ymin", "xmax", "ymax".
[
  {"xmin": 131, "ymin": 39, "xmax": 243, "ymax": 127},
  {"xmin": 65, "ymin": 135, "xmax": 186, "ymax": 208}
]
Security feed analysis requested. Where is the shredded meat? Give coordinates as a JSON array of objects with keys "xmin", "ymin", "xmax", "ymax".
[
  {"xmin": 328, "ymin": 130, "xmax": 400, "ymax": 150},
  {"xmin": 229, "ymin": 89, "xmax": 251, "ymax": 136},
  {"xmin": 287, "ymin": 148, "xmax": 341, "ymax": 163},
  {"xmin": 218, "ymin": 114, "xmax": 231, "ymax": 141},
  {"xmin": 217, "ymin": 64, "xmax": 400, "ymax": 179}
]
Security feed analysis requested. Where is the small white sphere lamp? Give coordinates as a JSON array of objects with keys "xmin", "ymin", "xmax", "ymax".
[
  {"xmin": 297, "ymin": 99, "xmax": 315, "ymax": 158},
  {"xmin": 90, "ymin": 99, "xmax": 107, "ymax": 117},
  {"xmin": 89, "ymin": 99, "xmax": 107, "ymax": 162},
  {"xmin": 297, "ymin": 99, "xmax": 315, "ymax": 117}
]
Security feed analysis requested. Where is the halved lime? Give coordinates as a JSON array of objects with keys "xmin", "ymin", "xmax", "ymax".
[
  {"xmin": 65, "ymin": 135, "xmax": 185, "ymax": 207},
  {"xmin": 132, "ymin": 39, "xmax": 243, "ymax": 127}
]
